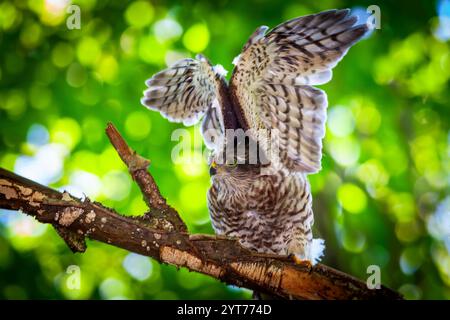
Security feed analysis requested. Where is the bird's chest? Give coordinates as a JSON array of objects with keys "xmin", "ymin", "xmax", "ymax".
[{"xmin": 210, "ymin": 175, "xmax": 280, "ymax": 216}]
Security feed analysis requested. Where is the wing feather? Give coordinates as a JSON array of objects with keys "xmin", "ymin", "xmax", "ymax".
[
  {"xmin": 230, "ymin": 9, "xmax": 368, "ymax": 172},
  {"xmin": 201, "ymin": 99, "xmax": 224, "ymax": 151},
  {"xmin": 141, "ymin": 56, "xmax": 221, "ymax": 126},
  {"xmin": 141, "ymin": 55, "xmax": 224, "ymax": 149}
]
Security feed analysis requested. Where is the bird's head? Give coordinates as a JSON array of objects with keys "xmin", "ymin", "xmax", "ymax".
[
  {"xmin": 209, "ymin": 158, "xmax": 261, "ymax": 179},
  {"xmin": 208, "ymin": 136, "xmax": 267, "ymax": 179}
]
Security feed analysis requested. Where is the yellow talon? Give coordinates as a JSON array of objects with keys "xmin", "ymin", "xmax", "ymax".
[{"xmin": 290, "ymin": 254, "xmax": 313, "ymax": 269}]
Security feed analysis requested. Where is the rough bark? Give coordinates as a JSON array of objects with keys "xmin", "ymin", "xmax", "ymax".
[{"xmin": 0, "ymin": 123, "xmax": 402, "ymax": 300}]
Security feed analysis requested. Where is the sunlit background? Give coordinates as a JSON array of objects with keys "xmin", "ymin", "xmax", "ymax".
[{"xmin": 0, "ymin": 0, "xmax": 449, "ymax": 300}]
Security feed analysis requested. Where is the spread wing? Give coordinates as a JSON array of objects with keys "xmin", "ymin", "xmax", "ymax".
[
  {"xmin": 201, "ymin": 99, "xmax": 224, "ymax": 151},
  {"xmin": 141, "ymin": 55, "xmax": 224, "ymax": 150},
  {"xmin": 229, "ymin": 9, "xmax": 368, "ymax": 173}
]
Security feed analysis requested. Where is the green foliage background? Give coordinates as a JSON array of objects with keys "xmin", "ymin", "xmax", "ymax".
[{"xmin": 0, "ymin": 0, "xmax": 449, "ymax": 299}]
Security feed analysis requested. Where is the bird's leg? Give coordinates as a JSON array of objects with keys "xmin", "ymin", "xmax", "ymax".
[
  {"xmin": 288, "ymin": 253, "xmax": 313, "ymax": 270},
  {"xmin": 286, "ymin": 238, "xmax": 314, "ymax": 271}
]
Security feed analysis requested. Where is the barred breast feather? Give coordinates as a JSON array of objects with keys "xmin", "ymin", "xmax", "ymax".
[{"xmin": 208, "ymin": 171, "xmax": 317, "ymax": 258}]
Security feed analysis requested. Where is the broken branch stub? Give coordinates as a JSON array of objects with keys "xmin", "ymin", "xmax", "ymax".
[{"xmin": 105, "ymin": 122, "xmax": 187, "ymax": 233}]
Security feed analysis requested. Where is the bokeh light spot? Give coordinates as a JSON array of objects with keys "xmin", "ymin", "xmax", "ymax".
[
  {"xmin": 328, "ymin": 136, "xmax": 361, "ymax": 167},
  {"xmin": 337, "ymin": 183, "xmax": 368, "ymax": 214},
  {"xmin": 42, "ymin": 0, "xmax": 69, "ymax": 26},
  {"xmin": 99, "ymin": 278, "xmax": 128, "ymax": 300},
  {"xmin": 328, "ymin": 106, "xmax": 355, "ymax": 137},
  {"xmin": 154, "ymin": 18, "xmax": 183, "ymax": 43},
  {"xmin": 69, "ymin": 170, "xmax": 102, "ymax": 198},
  {"xmin": 120, "ymin": 28, "xmax": 139, "ymax": 56},
  {"xmin": 28, "ymin": 84, "xmax": 52, "ymax": 110},
  {"xmin": 50, "ymin": 118, "xmax": 82, "ymax": 150},
  {"xmin": 66, "ymin": 63, "xmax": 87, "ymax": 87},
  {"xmin": 342, "ymin": 230, "xmax": 366, "ymax": 253},
  {"xmin": 354, "ymin": 106, "xmax": 382, "ymax": 135},
  {"xmin": 96, "ymin": 55, "xmax": 118, "ymax": 83},
  {"xmin": 399, "ymin": 284, "xmax": 422, "ymax": 300},
  {"xmin": 125, "ymin": 1, "xmax": 154, "ymax": 28},
  {"xmin": 20, "ymin": 22, "xmax": 42, "ymax": 48},
  {"xmin": 396, "ymin": 220, "xmax": 422, "ymax": 243},
  {"xmin": 52, "ymin": 42, "xmax": 74, "ymax": 68},
  {"xmin": 77, "ymin": 37, "xmax": 102, "ymax": 66},
  {"xmin": 435, "ymin": 0, "xmax": 450, "ymax": 41},
  {"xmin": 427, "ymin": 197, "xmax": 450, "ymax": 251},
  {"xmin": 400, "ymin": 247, "xmax": 424, "ymax": 275},
  {"xmin": 3, "ymin": 90, "xmax": 26, "ymax": 118},
  {"xmin": 183, "ymin": 23, "xmax": 210, "ymax": 52},
  {"xmin": 102, "ymin": 171, "xmax": 131, "ymax": 201},
  {"xmin": 174, "ymin": 151, "xmax": 207, "ymax": 180},
  {"xmin": 0, "ymin": 2, "xmax": 20, "ymax": 30},
  {"xmin": 139, "ymin": 35, "xmax": 167, "ymax": 65},
  {"xmin": 27, "ymin": 124, "xmax": 49, "ymax": 147},
  {"xmin": 14, "ymin": 143, "xmax": 68, "ymax": 185},
  {"xmin": 82, "ymin": 117, "xmax": 103, "ymax": 147},
  {"xmin": 123, "ymin": 253, "xmax": 152, "ymax": 281},
  {"xmin": 356, "ymin": 159, "xmax": 390, "ymax": 193},
  {"xmin": 125, "ymin": 111, "xmax": 152, "ymax": 140},
  {"xmin": 388, "ymin": 193, "xmax": 416, "ymax": 223}
]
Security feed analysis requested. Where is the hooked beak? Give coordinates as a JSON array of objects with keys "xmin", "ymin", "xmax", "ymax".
[{"xmin": 209, "ymin": 161, "xmax": 217, "ymax": 176}]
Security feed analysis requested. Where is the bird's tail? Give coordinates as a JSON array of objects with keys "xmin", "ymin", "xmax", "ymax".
[{"xmin": 310, "ymin": 238, "xmax": 326, "ymax": 265}]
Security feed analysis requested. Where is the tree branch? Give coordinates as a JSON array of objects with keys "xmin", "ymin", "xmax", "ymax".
[
  {"xmin": 0, "ymin": 123, "xmax": 402, "ymax": 300},
  {"xmin": 105, "ymin": 123, "xmax": 164, "ymax": 209},
  {"xmin": 105, "ymin": 123, "xmax": 187, "ymax": 233}
]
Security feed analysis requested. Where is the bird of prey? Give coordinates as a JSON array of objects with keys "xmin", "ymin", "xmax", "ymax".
[{"xmin": 141, "ymin": 9, "xmax": 368, "ymax": 265}]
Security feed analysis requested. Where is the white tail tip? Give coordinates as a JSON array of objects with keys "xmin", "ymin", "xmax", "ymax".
[{"xmin": 310, "ymin": 238, "xmax": 326, "ymax": 265}]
